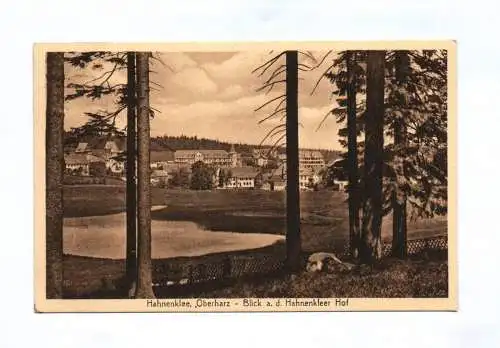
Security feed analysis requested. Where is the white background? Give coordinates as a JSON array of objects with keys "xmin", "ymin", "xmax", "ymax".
[{"xmin": 1, "ymin": 0, "xmax": 499, "ymax": 347}]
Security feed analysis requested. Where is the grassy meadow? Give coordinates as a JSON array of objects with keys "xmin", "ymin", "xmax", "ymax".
[{"xmin": 61, "ymin": 185, "xmax": 448, "ymax": 298}]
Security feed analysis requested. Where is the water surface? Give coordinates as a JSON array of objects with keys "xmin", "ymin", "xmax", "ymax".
[{"xmin": 63, "ymin": 212, "xmax": 284, "ymax": 260}]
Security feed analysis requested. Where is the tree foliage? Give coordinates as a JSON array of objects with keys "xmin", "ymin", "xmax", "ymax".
[
  {"xmin": 64, "ymin": 51, "xmax": 164, "ymax": 139},
  {"xmin": 318, "ymin": 50, "xmax": 448, "ymax": 220},
  {"xmin": 218, "ymin": 168, "xmax": 232, "ymax": 188},
  {"xmin": 190, "ymin": 161, "xmax": 214, "ymax": 190},
  {"xmin": 169, "ymin": 167, "xmax": 190, "ymax": 188}
]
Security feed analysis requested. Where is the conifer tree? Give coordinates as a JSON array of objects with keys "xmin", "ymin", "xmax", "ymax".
[{"xmin": 46, "ymin": 52, "xmax": 65, "ymax": 298}]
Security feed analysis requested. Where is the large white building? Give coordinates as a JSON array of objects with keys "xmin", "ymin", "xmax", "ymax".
[
  {"xmin": 277, "ymin": 150, "xmax": 325, "ymax": 170},
  {"xmin": 271, "ymin": 152, "xmax": 325, "ymax": 190},
  {"xmin": 174, "ymin": 145, "xmax": 241, "ymax": 168},
  {"xmin": 299, "ymin": 150, "xmax": 325, "ymax": 170}
]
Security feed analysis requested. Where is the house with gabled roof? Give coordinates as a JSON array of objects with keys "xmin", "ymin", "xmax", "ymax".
[
  {"xmin": 222, "ymin": 166, "xmax": 260, "ymax": 189},
  {"xmin": 262, "ymin": 175, "xmax": 286, "ymax": 191},
  {"xmin": 64, "ymin": 153, "xmax": 105, "ymax": 176},
  {"xmin": 73, "ymin": 137, "xmax": 126, "ymax": 174},
  {"xmin": 74, "ymin": 142, "xmax": 90, "ymax": 153}
]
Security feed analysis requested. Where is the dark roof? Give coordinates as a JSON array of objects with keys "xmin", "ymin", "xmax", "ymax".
[
  {"xmin": 65, "ymin": 153, "xmax": 105, "ymax": 165},
  {"xmin": 74, "ymin": 137, "xmax": 127, "ymax": 152},
  {"xmin": 327, "ymin": 158, "xmax": 346, "ymax": 168},
  {"xmin": 163, "ymin": 163, "xmax": 192, "ymax": 174},
  {"xmin": 74, "ymin": 142, "xmax": 89, "ymax": 153},
  {"xmin": 323, "ymin": 151, "xmax": 342, "ymax": 164},
  {"xmin": 88, "ymin": 137, "xmax": 126, "ymax": 151},
  {"xmin": 150, "ymin": 150, "xmax": 175, "ymax": 162},
  {"xmin": 268, "ymin": 175, "xmax": 286, "ymax": 184},
  {"xmin": 229, "ymin": 166, "xmax": 259, "ymax": 178}
]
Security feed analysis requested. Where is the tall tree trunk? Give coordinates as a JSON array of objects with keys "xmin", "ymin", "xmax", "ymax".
[
  {"xmin": 125, "ymin": 52, "xmax": 138, "ymax": 294},
  {"xmin": 392, "ymin": 50, "xmax": 410, "ymax": 258},
  {"xmin": 346, "ymin": 51, "xmax": 361, "ymax": 259},
  {"xmin": 134, "ymin": 52, "xmax": 155, "ymax": 298},
  {"xmin": 285, "ymin": 51, "xmax": 301, "ymax": 271},
  {"xmin": 360, "ymin": 50, "xmax": 386, "ymax": 263},
  {"xmin": 46, "ymin": 52, "xmax": 65, "ymax": 299}
]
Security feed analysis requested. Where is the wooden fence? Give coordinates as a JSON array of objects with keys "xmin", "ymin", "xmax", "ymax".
[{"xmin": 152, "ymin": 235, "xmax": 448, "ymax": 289}]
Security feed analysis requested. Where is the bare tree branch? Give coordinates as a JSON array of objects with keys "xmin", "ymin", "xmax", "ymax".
[
  {"xmin": 263, "ymin": 64, "xmax": 286, "ymax": 85},
  {"xmin": 273, "ymin": 98, "xmax": 286, "ymax": 114},
  {"xmin": 258, "ymin": 108, "xmax": 286, "ymax": 124},
  {"xmin": 298, "ymin": 50, "xmax": 316, "ymax": 61},
  {"xmin": 268, "ymin": 125, "xmax": 286, "ymax": 141},
  {"xmin": 84, "ymin": 54, "xmax": 122, "ymax": 87},
  {"xmin": 150, "ymin": 106, "xmax": 162, "ymax": 114},
  {"xmin": 256, "ymin": 79, "xmax": 286, "ymax": 93},
  {"xmin": 252, "ymin": 52, "xmax": 286, "ymax": 77},
  {"xmin": 83, "ymin": 68, "xmax": 117, "ymax": 85},
  {"xmin": 298, "ymin": 63, "xmax": 312, "ymax": 70},
  {"xmin": 150, "ymin": 53, "xmax": 175, "ymax": 72},
  {"xmin": 259, "ymin": 124, "xmax": 286, "ymax": 145},
  {"xmin": 254, "ymin": 94, "xmax": 286, "ymax": 112},
  {"xmin": 310, "ymin": 62, "xmax": 335, "ymax": 96},
  {"xmin": 150, "ymin": 80, "xmax": 164, "ymax": 89},
  {"xmin": 315, "ymin": 107, "xmax": 335, "ymax": 131},
  {"xmin": 309, "ymin": 50, "xmax": 333, "ymax": 70},
  {"xmin": 267, "ymin": 133, "xmax": 286, "ymax": 150}
]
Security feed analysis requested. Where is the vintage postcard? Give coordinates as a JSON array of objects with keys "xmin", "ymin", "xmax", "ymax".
[{"xmin": 34, "ymin": 41, "xmax": 457, "ymax": 312}]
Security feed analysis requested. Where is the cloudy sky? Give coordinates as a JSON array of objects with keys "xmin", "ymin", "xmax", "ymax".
[{"xmin": 64, "ymin": 51, "xmax": 343, "ymax": 150}]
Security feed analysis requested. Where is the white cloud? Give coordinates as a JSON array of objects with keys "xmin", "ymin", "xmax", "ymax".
[
  {"xmin": 148, "ymin": 95, "xmax": 341, "ymax": 150},
  {"xmin": 158, "ymin": 52, "xmax": 197, "ymax": 71},
  {"xmin": 299, "ymin": 105, "xmax": 332, "ymax": 120},
  {"xmin": 63, "ymin": 51, "xmax": 342, "ymax": 149},
  {"xmin": 169, "ymin": 67, "xmax": 218, "ymax": 96},
  {"xmin": 220, "ymin": 84, "xmax": 244, "ymax": 99},
  {"xmin": 299, "ymin": 105, "xmax": 342, "ymax": 150},
  {"xmin": 202, "ymin": 52, "xmax": 268, "ymax": 82}
]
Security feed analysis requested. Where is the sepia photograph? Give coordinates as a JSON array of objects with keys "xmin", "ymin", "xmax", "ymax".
[{"xmin": 34, "ymin": 42, "xmax": 456, "ymax": 312}]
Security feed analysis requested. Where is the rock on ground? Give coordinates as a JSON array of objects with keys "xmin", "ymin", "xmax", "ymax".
[{"xmin": 306, "ymin": 252, "xmax": 356, "ymax": 273}]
